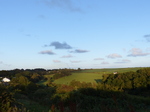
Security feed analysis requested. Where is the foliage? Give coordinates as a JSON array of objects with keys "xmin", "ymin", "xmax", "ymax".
[
  {"xmin": 102, "ymin": 68, "xmax": 150, "ymax": 94},
  {"xmin": 0, "ymin": 85, "xmax": 27, "ymax": 112},
  {"xmin": 53, "ymin": 69, "xmax": 72, "ymax": 80},
  {"xmin": 0, "ymin": 67, "xmax": 150, "ymax": 112}
]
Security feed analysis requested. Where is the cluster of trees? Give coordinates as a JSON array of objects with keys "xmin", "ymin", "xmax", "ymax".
[
  {"xmin": 52, "ymin": 69, "xmax": 73, "ymax": 80},
  {"xmin": 0, "ymin": 68, "xmax": 150, "ymax": 112},
  {"xmin": 102, "ymin": 68, "xmax": 150, "ymax": 96},
  {"xmin": 0, "ymin": 69, "xmax": 47, "ymax": 112},
  {"xmin": 0, "ymin": 68, "xmax": 47, "ymax": 79}
]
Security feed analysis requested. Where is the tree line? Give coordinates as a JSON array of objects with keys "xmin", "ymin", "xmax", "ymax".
[
  {"xmin": 102, "ymin": 67, "xmax": 150, "ymax": 96},
  {"xmin": 0, "ymin": 68, "xmax": 150, "ymax": 112}
]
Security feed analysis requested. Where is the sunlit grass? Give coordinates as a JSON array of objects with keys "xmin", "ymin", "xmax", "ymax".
[
  {"xmin": 39, "ymin": 67, "xmax": 142, "ymax": 85},
  {"xmin": 54, "ymin": 67, "xmax": 142, "ymax": 85},
  {"xmin": 54, "ymin": 72, "xmax": 103, "ymax": 85},
  {"xmin": 79, "ymin": 67, "xmax": 142, "ymax": 73}
]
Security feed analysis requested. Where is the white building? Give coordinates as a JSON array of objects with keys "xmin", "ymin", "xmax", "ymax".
[
  {"xmin": 113, "ymin": 72, "xmax": 118, "ymax": 74},
  {"xmin": 2, "ymin": 77, "xmax": 10, "ymax": 82}
]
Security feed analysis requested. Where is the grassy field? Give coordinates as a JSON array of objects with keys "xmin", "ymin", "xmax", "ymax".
[
  {"xmin": 39, "ymin": 67, "xmax": 143, "ymax": 85},
  {"xmin": 54, "ymin": 72, "xmax": 102, "ymax": 84},
  {"xmin": 54, "ymin": 67, "xmax": 142, "ymax": 85},
  {"xmin": 78, "ymin": 67, "xmax": 142, "ymax": 73}
]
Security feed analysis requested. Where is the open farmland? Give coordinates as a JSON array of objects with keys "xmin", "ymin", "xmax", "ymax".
[
  {"xmin": 53, "ymin": 67, "xmax": 142, "ymax": 85},
  {"xmin": 1, "ymin": 67, "xmax": 150, "ymax": 112},
  {"xmin": 54, "ymin": 72, "xmax": 102, "ymax": 84},
  {"xmin": 78, "ymin": 67, "xmax": 142, "ymax": 73},
  {"xmin": 38, "ymin": 67, "xmax": 143, "ymax": 85}
]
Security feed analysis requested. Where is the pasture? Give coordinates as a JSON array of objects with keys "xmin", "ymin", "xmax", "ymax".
[
  {"xmin": 39, "ymin": 67, "xmax": 142, "ymax": 85},
  {"xmin": 54, "ymin": 72, "xmax": 102, "ymax": 84},
  {"xmin": 78, "ymin": 67, "xmax": 142, "ymax": 73},
  {"xmin": 54, "ymin": 67, "xmax": 141, "ymax": 85}
]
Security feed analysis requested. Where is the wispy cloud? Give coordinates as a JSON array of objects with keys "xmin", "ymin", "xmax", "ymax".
[
  {"xmin": 25, "ymin": 34, "xmax": 31, "ymax": 37},
  {"xmin": 0, "ymin": 61, "xmax": 11, "ymax": 66},
  {"xmin": 46, "ymin": 41, "xmax": 72, "ymax": 49},
  {"xmin": 101, "ymin": 61, "xmax": 109, "ymax": 64},
  {"xmin": 144, "ymin": 34, "xmax": 150, "ymax": 38},
  {"xmin": 61, "ymin": 54, "xmax": 73, "ymax": 58},
  {"xmin": 39, "ymin": 50, "xmax": 55, "ymax": 55},
  {"xmin": 0, "ymin": 61, "xmax": 3, "ymax": 64},
  {"xmin": 38, "ymin": 14, "xmax": 46, "ymax": 19},
  {"xmin": 70, "ymin": 49, "xmax": 89, "ymax": 53},
  {"xmin": 115, "ymin": 59, "xmax": 131, "ymax": 63},
  {"xmin": 107, "ymin": 53, "xmax": 122, "ymax": 59},
  {"xmin": 94, "ymin": 58, "xmax": 104, "ymax": 60},
  {"xmin": 127, "ymin": 48, "xmax": 149, "ymax": 57},
  {"xmin": 70, "ymin": 60, "xmax": 81, "ymax": 63},
  {"xmin": 53, "ymin": 60, "xmax": 61, "ymax": 63},
  {"xmin": 42, "ymin": 0, "xmax": 82, "ymax": 13},
  {"xmin": 144, "ymin": 34, "xmax": 150, "ymax": 42},
  {"xmin": 146, "ymin": 47, "xmax": 150, "ymax": 52}
]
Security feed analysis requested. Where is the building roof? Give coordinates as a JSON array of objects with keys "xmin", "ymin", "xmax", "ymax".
[{"xmin": 2, "ymin": 77, "xmax": 10, "ymax": 82}]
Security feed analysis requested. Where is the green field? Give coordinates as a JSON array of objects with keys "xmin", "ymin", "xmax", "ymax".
[
  {"xmin": 38, "ymin": 67, "xmax": 143, "ymax": 85},
  {"xmin": 53, "ymin": 67, "xmax": 142, "ymax": 85},
  {"xmin": 54, "ymin": 72, "xmax": 102, "ymax": 84},
  {"xmin": 78, "ymin": 67, "xmax": 142, "ymax": 73}
]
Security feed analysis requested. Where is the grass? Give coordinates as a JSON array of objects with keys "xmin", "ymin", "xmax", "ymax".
[
  {"xmin": 79, "ymin": 67, "xmax": 142, "ymax": 73},
  {"xmin": 39, "ymin": 67, "xmax": 143, "ymax": 85},
  {"xmin": 54, "ymin": 72, "xmax": 103, "ymax": 85},
  {"xmin": 54, "ymin": 67, "xmax": 142, "ymax": 85}
]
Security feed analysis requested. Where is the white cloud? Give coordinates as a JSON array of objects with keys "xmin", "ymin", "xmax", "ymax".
[
  {"xmin": 42, "ymin": 0, "xmax": 82, "ymax": 13},
  {"xmin": 0, "ymin": 61, "xmax": 11, "ymax": 67},
  {"xmin": 38, "ymin": 14, "xmax": 46, "ymax": 19},
  {"xmin": 144, "ymin": 34, "xmax": 150, "ymax": 42},
  {"xmin": 115, "ymin": 59, "xmax": 131, "ymax": 63},
  {"xmin": 101, "ymin": 61, "xmax": 109, "ymax": 64},
  {"xmin": 127, "ymin": 48, "xmax": 149, "ymax": 57},
  {"xmin": 39, "ymin": 50, "xmax": 55, "ymax": 55},
  {"xmin": 70, "ymin": 49, "xmax": 89, "ymax": 53},
  {"xmin": 70, "ymin": 60, "xmax": 81, "ymax": 63},
  {"xmin": 49, "ymin": 41, "xmax": 72, "ymax": 49},
  {"xmin": 122, "ymin": 59, "xmax": 131, "ymax": 63},
  {"xmin": 61, "ymin": 54, "xmax": 73, "ymax": 58},
  {"xmin": 53, "ymin": 60, "xmax": 61, "ymax": 63},
  {"xmin": 94, "ymin": 58, "xmax": 104, "ymax": 60},
  {"xmin": 107, "ymin": 53, "xmax": 122, "ymax": 59}
]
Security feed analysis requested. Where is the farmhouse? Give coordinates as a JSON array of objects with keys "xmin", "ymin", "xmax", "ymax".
[
  {"xmin": 2, "ymin": 77, "xmax": 10, "ymax": 82},
  {"xmin": 113, "ymin": 72, "xmax": 118, "ymax": 74}
]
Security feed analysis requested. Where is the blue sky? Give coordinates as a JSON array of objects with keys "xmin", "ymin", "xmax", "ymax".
[{"xmin": 1, "ymin": 0, "xmax": 150, "ymax": 70}]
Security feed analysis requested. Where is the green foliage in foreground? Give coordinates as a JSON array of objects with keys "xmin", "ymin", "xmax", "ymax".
[
  {"xmin": 17, "ymin": 99, "xmax": 49, "ymax": 112},
  {"xmin": 0, "ymin": 67, "xmax": 150, "ymax": 112}
]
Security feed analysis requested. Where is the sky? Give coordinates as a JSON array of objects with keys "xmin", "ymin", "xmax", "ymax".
[{"xmin": 1, "ymin": 0, "xmax": 150, "ymax": 70}]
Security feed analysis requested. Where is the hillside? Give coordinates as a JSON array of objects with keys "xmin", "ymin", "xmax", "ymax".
[
  {"xmin": 1, "ymin": 67, "xmax": 150, "ymax": 112},
  {"xmin": 53, "ymin": 67, "xmax": 142, "ymax": 85}
]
